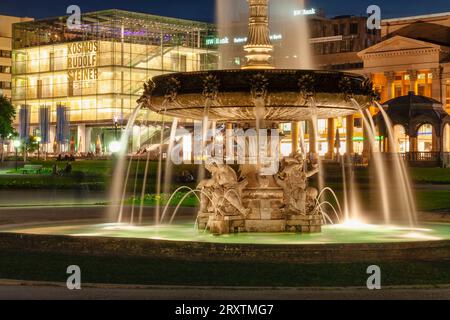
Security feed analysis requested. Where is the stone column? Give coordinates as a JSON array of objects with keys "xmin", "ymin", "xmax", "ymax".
[
  {"xmin": 346, "ymin": 115, "xmax": 354, "ymax": 155},
  {"xmin": 77, "ymin": 124, "xmax": 86, "ymax": 153},
  {"xmin": 384, "ymin": 71, "xmax": 396, "ymax": 100},
  {"xmin": 362, "ymin": 121, "xmax": 371, "ymax": 163},
  {"xmin": 431, "ymin": 67, "xmax": 443, "ymax": 102},
  {"xmin": 432, "ymin": 126, "xmax": 441, "ymax": 153},
  {"xmin": 383, "ymin": 137, "xmax": 390, "ymax": 153},
  {"xmin": 409, "ymin": 136, "xmax": 418, "ymax": 152},
  {"xmin": 407, "ymin": 69, "xmax": 418, "ymax": 93},
  {"xmin": 291, "ymin": 121, "xmax": 300, "ymax": 154},
  {"xmin": 326, "ymin": 118, "xmax": 335, "ymax": 159}
]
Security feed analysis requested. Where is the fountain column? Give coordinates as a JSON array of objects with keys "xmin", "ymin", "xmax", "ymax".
[
  {"xmin": 242, "ymin": 0, "xmax": 274, "ymax": 70},
  {"xmin": 291, "ymin": 121, "xmax": 300, "ymax": 153},
  {"xmin": 309, "ymin": 119, "xmax": 317, "ymax": 154},
  {"xmin": 226, "ymin": 122, "xmax": 234, "ymax": 162}
]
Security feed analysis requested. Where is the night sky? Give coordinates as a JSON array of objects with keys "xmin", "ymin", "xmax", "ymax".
[{"xmin": 0, "ymin": 0, "xmax": 449, "ymax": 22}]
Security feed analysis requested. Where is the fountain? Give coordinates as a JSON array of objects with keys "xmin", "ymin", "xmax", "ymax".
[
  {"xmin": 139, "ymin": 0, "xmax": 375, "ymax": 234},
  {"xmin": 1, "ymin": 1, "xmax": 449, "ymax": 266}
]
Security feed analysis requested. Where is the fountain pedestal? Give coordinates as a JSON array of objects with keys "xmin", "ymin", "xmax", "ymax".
[{"xmin": 197, "ymin": 165, "xmax": 322, "ymax": 235}]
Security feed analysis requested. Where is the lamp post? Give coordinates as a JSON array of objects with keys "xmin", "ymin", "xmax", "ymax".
[
  {"xmin": 113, "ymin": 115, "xmax": 119, "ymax": 140},
  {"xmin": 36, "ymin": 137, "xmax": 42, "ymax": 160},
  {"xmin": 13, "ymin": 139, "xmax": 21, "ymax": 172}
]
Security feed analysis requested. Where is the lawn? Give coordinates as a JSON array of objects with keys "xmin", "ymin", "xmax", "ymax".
[
  {"xmin": 0, "ymin": 249, "xmax": 448, "ymax": 287},
  {"xmin": 1, "ymin": 160, "xmax": 450, "ymax": 211},
  {"xmin": 416, "ymin": 190, "xmax": 450, "ymax": 211}
]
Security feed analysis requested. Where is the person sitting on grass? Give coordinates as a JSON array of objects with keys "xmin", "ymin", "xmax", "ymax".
[{"xmin": 64, "ymin": 162, "xmax": 72, "ymax": 175}]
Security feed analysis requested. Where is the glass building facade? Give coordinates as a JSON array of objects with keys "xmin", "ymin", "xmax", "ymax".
[{"xmin": 12, "ymin": 9, "xmax": 218, "ymax": 153}]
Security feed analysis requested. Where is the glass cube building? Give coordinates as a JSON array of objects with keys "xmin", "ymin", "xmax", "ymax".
[{"xmin": 12, "ymin": 9, "xmax": 218, "ymax": 153}]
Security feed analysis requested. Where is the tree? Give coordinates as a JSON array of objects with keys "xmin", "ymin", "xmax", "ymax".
[{"xmin": 0, "ymin": 95, "xmax": 16, "ymax": 162}]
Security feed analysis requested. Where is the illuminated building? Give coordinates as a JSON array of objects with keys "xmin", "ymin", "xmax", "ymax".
[
  {"xmin": 357, "ymin": 12, "xmax": 450, "ymax": 165},
  {"xmin": 11, "ymin": 9, "xmax": 218, "ymax": 153},
  {"xmin": 0, "ymin": 15, "xmax": 33, "ymax": 99}
]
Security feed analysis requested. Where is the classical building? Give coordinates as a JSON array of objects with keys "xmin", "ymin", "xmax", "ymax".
[
  {"xmin": 355, "ymin": 12, "xmax": 450, "ymax": 165},
  {"xmin": 306, "ymin": 11, "xmax": 450, "ymax": 162},
  {"xmin": 0, "ymin": 15, "xmax": 33, "ymax": 99},
  {"xmin": 11, "ymin": 9, "xmax": 218, "ymax": 154}
]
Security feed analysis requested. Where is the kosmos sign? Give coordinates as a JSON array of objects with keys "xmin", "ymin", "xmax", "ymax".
[{"xmin": 67, "ymin": 41, "xmax": 99, "ymax": 82}]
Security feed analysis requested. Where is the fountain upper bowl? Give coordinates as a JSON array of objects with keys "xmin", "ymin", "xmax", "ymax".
[{"xmin": 146, "ymin": 69, "xmax": 376, "ymax": 122}]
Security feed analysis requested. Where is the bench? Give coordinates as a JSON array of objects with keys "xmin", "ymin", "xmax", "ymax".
[{"xmin": 21, "ymin": 165, "xmax": 43, "ymax": 174}]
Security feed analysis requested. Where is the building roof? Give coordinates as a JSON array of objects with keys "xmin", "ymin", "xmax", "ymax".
[
  {"xmin": 383, "ymin": 21, "xmax": 450, "ymax": 47},
  {"xmin": 357, "ymin": 35, "xmax": 450, "ymax": 58},
  {"xmin": 382, "ymin": 12, "xmax": 450, "ymax": 24},
  {"xmin": 14, "ymin": 9, "xmax": 215, "ymax": 33},
  {"xmin": 381, "ymin": 92, "xmax": 448, "ymax": 126}
]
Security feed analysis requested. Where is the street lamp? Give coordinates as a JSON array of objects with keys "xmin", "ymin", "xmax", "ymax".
[
  {"xmin": 36, "ymin": 137, "xmax": 42, "ymax": 160},
  {"xmin": 109, "ymin": 140, "xmax": 121, "ymax": 154},
  {"xmin": 13, "ymin": 139, "xmax": 21, "ymax": 172},
  {"xmin": 113, "ymin": 115, "xmax": 119, "ymax": 140}
]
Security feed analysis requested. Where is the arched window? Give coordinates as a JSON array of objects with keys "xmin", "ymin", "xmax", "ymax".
[{"xmin": 417, "ymin": 124, "xmax": 433, "ymax": 152}]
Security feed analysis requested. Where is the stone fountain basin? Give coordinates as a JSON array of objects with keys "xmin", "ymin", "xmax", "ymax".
[
  {"xmin": 148, "ymin": 69, "xmax": 373, "ymax": 122},
  {"xmin": 1, "ymin": 207, "xmax": 448, "ymax": 264}
]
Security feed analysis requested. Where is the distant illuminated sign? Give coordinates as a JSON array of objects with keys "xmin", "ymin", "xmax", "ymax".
[
  {"xmin": 309, "ymin": 35, "xmax": 343, "ymax": 44},
  {"xmin": 67, "ymin": 41, "xmax": 98, "ymax": 89},
  {"xmin": 234, "ymin": 34, "xmax": 282, "ymax": 44},
  {"xmin": 206, "ymin": 34, "xmax": 283, "ymax": 46},
  {"xmin": 293, "ymin": 8, "xmax": 316, "ymax": 16},
  {"xmin": 205, "ymin": 37, "xmax": 230, "ymax": 46}
]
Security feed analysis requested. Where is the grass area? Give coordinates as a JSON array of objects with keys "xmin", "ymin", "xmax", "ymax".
[
  {"xmin": 0, "ymin": 160, "xmax": 198, "ymax": 192},
  {"xmin": 126, "ymin": 192, "xmax": 199, "ymax": 207},
  {"xmin": 416, "ymin": 190, "xmax": 450, "ymax": 212},
  {"xmin": 1, "ymin": 160, "xmax": 450, "ymax": 211},
  {"xmin": 410, "ymin": 168, "xmax": 450, "ymax": 184},
  {"xmin": 1, "ymin": 160, "xmax": 450, "ymax": 189},
  {"xmin": 0, "ymin": 250, "xmax": 449, "ymax": 287}
]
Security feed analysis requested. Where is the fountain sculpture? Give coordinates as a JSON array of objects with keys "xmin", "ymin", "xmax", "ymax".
[{"xmin": 138, "ymin": 0, "xmax": 376, "ymax": 234}]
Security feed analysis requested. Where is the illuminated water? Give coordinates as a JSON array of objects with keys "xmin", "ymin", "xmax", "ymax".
[{"xmin": 4, "ymin": 222, "xmax": 450, "ymax": 245}]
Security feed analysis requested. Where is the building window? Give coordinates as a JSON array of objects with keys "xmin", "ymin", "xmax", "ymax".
[
  {"xmin": 350, "ymin": 23, "xmax": 359, "ymax": 35},
  {"xmin": 0, "ymin": 50, "xmax": 12, "ymax": 58},
  {"xmin": 417, "ymin": 124, "xmax": 433, "ymax": 152},
  {"xmin": 37, "ymin": 79, "xmax": 43, "ymax": 99},
  {"xmin": 0, "ymin": 66, "xmax": 11, "ymax": 74},
  {"xmin": 0, "ymin": 81, "xmax": 11, "ymax": 89}
]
